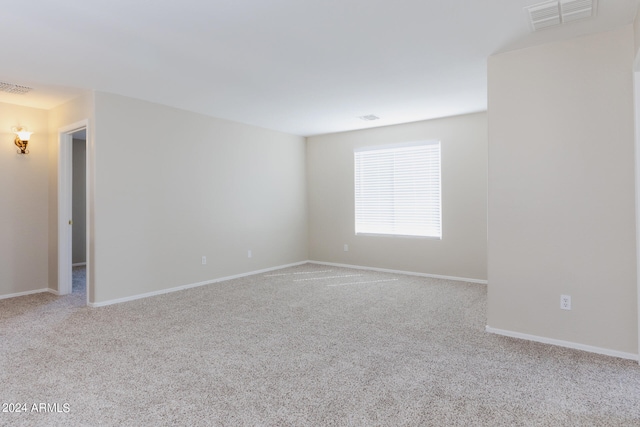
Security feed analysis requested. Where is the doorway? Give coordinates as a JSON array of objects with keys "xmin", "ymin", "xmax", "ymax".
[
  {"xmin": 71, "ymin": 130, "xmax": 87, "ymax": 296},
  {"xmin": 58, "ymin": 120, "xmax": 90, "ymax": 304}
]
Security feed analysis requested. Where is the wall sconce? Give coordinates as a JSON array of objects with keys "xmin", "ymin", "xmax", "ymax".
[{"xmin": 13, "ymin": 127, "xmax": 32, "ymax": 154}]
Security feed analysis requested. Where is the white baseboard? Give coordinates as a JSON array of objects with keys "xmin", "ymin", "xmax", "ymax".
[
  {"xmin": 0, "ymin": 288, "xmax": 53, "ymax": 300},
  {"xmin": 308, "ymin": 260, "xmax": 487, "ymax": 284},
  {"xmin": 485, "ymin": 326, "xmax": 639, "ymax": 361},
  {"xmin": 88, "ymin": 260, "xmax": 309, "ymax": 308}
]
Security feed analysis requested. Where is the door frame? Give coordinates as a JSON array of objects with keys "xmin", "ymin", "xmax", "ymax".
[
  {"xmin": 58, "ymin": 119, "xmax": 90, "ymax": 304},
  {"xmin": 633, "ymin": 56, "xmax": 640, "ymax": 364}
]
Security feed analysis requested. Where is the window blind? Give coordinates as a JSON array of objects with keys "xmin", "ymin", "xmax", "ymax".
[{"xmin": 354, "ymin": 141, "xmax": 441, "ymax": 238}]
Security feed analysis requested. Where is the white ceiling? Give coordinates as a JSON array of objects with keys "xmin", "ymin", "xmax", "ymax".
[{"xmin": 1, "ymin": 0, "xmax": 638, "ymax": 136}]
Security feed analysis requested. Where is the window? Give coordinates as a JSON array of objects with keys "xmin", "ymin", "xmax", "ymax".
[{"xmin": 354, "ymin": 141, "xmax": 441, "ymax": 238}]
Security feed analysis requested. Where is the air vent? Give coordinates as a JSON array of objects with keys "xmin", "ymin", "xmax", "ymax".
[
  {"xmin": 526, "ymin": 0, "xmax": 596, "ymax": 31},
  {"xmin": 359, "ymin": 115, "xmax": 380, "ymax": 121},
  {"xmin": 560, "ymin": 0, "xmax": 594, "ymax": 22},
  {"xmin": 527, "ymin": 1, "xmax": 561, "ymax": 31},
  {"xmin": 0, "ymin": 82, "xmax": 33, "ymax": 95}
]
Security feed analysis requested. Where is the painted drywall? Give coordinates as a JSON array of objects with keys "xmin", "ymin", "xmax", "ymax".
[
  {"xmin": 0, "ymin": 102, "xmax": 49, "ymax": 297},
  {"xmin": 91, "ymin": 92, "xmax": 308, "ymax": 303},
  {"xmin": 307, "ymin": 112, "xmax": 487, "ymax": 281},
  {"xmin": 48, "ymin": 93, "xmax": 95, "ymax": 295},
  {"xmin": 487, "ymin": 26, "xmax": 638, "ymax": 354},
  {"xmin": 634, "ymin": 6, "xmax": 640, "ymax": 60},
  {"xmin": 72, "ymin": 138, "xmax": 86, "ymax": 264}
]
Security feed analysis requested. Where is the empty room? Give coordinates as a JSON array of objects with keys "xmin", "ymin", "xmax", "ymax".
[{"xmin": 1, "ymin": 0, "xmax": 640, "ymax": 425}]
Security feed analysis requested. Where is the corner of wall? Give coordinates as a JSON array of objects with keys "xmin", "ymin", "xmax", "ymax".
[
  {"xmin": 634, "ymin": 5, "xmax": 640, "ymax": 62},
  {"xmin": 47, "ymin": 93, "xmax": 96, "ymax": 297}
]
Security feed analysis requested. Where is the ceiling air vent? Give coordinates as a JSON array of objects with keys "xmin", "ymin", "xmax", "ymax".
[
  {"xmin": 527, "ymin": 1, "xmax": 561, "ymax": 31},
  {"xmin": 560, "ymin": 0, "xmax": 594, "ymax": 22},
  {"xmin": 526, "ymin": 0, "xmax": 596, "ymax": 31},
  {"xmin": 0, "ymin": 81, "xmax": 33, "ymax": 95}
]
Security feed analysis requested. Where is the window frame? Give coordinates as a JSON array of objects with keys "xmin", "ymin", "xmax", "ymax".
[{"xmin": 353, "ymin": 140, "xmax": 442, "ymax": 239}]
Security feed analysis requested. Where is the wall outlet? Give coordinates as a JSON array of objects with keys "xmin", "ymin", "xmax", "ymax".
[
  {"xmin": 201, "ymin": 256, "xmax": 207, "ymax": 265},
  {"xmin": 248, "ymin": 250, "xmax": 252, "ymax": 258},
  {"xmin": 344, "ymin": 244, "xmax": 349, "ymax": 252},
  {"xmin": 560, "ymin": 294, "xmax": 571, "ymax": 310}
]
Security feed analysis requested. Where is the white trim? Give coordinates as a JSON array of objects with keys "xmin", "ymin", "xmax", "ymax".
[
  {"xmin": 0, "ymin": 288, "xmax": 51, "ymax": 300},
  {"xmin": 308, "ymin": 260, "xmax": 487, "ymax": 284},
  {"xmin": 58, "ymin": 129, "xmax": 73, "ymax": 295},
  {"xmin": 58, "ymin": 120, "xmax": 90, "ymax": 308},
  {"xmin": 634, "ymin": 67, "xmax": 640, "ymax": 365},
  {"xmin": 486, "ymin": 326, "xmax": 639, "ymax": 361},
  {"xmin": 72, "ymin": 262, "xmax": 87, "ymax": 267},
  {"xmin": 88, "ymin": 261, "xmax": 308, "ymax": 308},
  {"xmin": 47, "ymin": 288, "xmax": 61, "ymax": 296}
]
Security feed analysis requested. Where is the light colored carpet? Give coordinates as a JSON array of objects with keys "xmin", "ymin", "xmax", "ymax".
[
  {"xmin": 1, "ymin": 263, "xmax": 639, "ymax": 426},
  {"xmin": 72, "ymin": 265, "xmax": 86, "ymax": 295}
]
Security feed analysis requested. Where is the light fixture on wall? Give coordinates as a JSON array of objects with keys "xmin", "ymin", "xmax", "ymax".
[{"xmin": 13, "ymin": 127, "xmax": 32, "ymax": 154}]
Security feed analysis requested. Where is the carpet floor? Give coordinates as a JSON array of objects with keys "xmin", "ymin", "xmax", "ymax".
[{"xmin": 1, "ymin": 263, "xmax": 639, "ymax": 426}]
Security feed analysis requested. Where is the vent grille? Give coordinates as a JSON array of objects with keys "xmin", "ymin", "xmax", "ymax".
[
  {"xmin": 560, "ymin": 0, "xmax": 594, "ymax": 22},
  {"xmin": 526, "ymin": 0, "xmax": 596, "ymax": 31},
  {"xmin": 528, "ymin": 1, "xmax": 561, "ymax": 30},
  {"xmin": 0, "ymin": 82, "xmax": 33, "ymax": 95}
]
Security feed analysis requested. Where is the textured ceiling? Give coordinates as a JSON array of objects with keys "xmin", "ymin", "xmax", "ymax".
[{"xmin": 1, "ymin": 0, "xmax": 638, "ymax": 136}]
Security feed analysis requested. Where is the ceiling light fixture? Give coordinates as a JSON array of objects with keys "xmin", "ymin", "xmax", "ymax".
[{"xmin": 359, "ymin": 115, "xmax": 380, "ymax": 121}]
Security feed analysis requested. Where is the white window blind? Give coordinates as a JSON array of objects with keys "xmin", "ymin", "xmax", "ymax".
[{"xmin": 354, "ymin": 141, "xmax": 441, "ymax": 238}]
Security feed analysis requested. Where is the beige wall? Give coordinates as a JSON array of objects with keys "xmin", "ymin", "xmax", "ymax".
[
  {"xmin": 634, "ymin": 6, "xmax": 640, "ymax": 60},
  {"xmin": 0, "ymin": 102, "xmax": 49, "ymax": 296},
  {"xmin": 91, "ymin": 92, "xmax": 308, "ymax": 303},
  {"xmin": 488, "ymin": 26, "xmax": 637, "ymax": 354},
  {"xmin": 307, "ymin": 112, "xmax": 488, "ymax": 281}
]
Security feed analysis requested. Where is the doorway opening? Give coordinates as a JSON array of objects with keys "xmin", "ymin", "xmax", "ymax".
[
  {"xmin": 58, "ymin": 120, "xmax": 90, "ymax": 305},
  {"xmin": 71, "ymin": 130, "xmax": 87, "ymax": 297}
]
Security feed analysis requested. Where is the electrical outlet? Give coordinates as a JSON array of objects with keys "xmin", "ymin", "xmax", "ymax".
[
  {"xmin": 344, "ymin": 244, "xmax": 349, "ymax": 252},
  {"xmin": 201, "ymin": 256, "xmax": 207, "ymax": 265},
  {"xmin": 560, "ymin": 295, "xmax": 571, "ymax": 310},
  {"xmin": 248, "ymin": 250, "xmax": 252, "ymax": 258}
]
